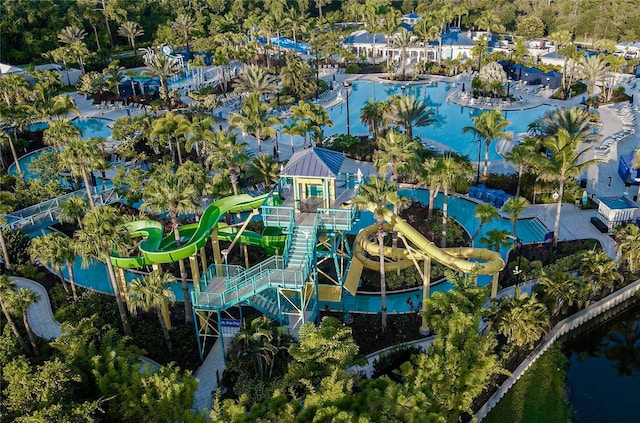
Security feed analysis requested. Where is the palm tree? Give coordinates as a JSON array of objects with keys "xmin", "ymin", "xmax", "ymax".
[
  {"xmin": 59, "ymin": 196, "xmax": 88, "ymax": 229},
  {"xmin": 0, "ymin": 131, "xmax": 22, "ymax": 175},
  {"xmin": 58, "ymin": 26, "xmax": 88, "ymax": 74},
  {"xmin": 0, "ymin": 201, "xmax": 13, "ymax": 269},
  {"xmin": 12, "ymin": 287, "xmax": 41, "ymax": 356},
  {"xmin": 281, "ymin": 120, "xmax": 302, "ymax": 153},
  {"xmin": 128, "ymin": 270, "xmax": 176, "ymax": 352},
  {"xmin": 414, "ymin": 13, "xmax": 441, "ymax": 64},
  {"xmin": 538, "ymin": 270, "xmax": 579, "ymax": 315},
  {"xmin": 579, "ymin": 54, "xmax": 608, "ymax": 98},
  {"xmin": 373, "ymin": 130, "xmax": 420, "ymax": 182},
  {"xmin": 502, "ymin": 137, "xmax": 539, "ymax": 198},
  {"xmin": 360, "ymin": 99, "xmax": 390, "ymax": 137},
  {"xmin": 280, "ymin": 53, "xmax": 315, "ymax": 100},
  {"xmin": 59, "ymin": 137, "xmax": 109, "ymax": 209},
  {"xmin": 0, "ymin": 275, "xmax": 30, "ymax": 354},
  {"xmin": 204, "ymin": 130, "xmax": 250, "ymax": 196},
  {"xmin": 43, "ymin": 119, "xmax": 81, "ymax": 147},
  {"xmin": 502, "ymin": 196, "xmax": 530, "ymax": 238},
  {"xmin": 230, "ymin": 93, "xmax": 281, "ymax": 153},
  {"xmin": 315, "ymin": 0, "xmax": 330, "ymax": 18},
  {"xmin": 537, "ymin": 107, "xmax": 599, "ymax": 144},
  {"xmin": 417, "ymin": 157, "xmax": 442, "ymax": 220},
  {"xmin": 470, "ymin": 203, "xmax": 499, "ymax": 246},
  {"xmin": 614, "ymin": 224, "xmax": 640, "ymax": 274},
  {"xmin": 580, "ymin": 249, "xmax": 623, "ymax": 297},
  {"xmin": 393, "ymin": 29, "xmax": 413, "ymax": 80},
  {"xmin": 462, "ymin": 110, "xmax": 512, "ymax": 177},
  {"xmin": 386, "ymin": 95, "xmax": 436, "ymax": 140},
  {"xmin": 250, "ymin": 153, "xmax": 279, "ymax": 187},
  {"xmin": 493, "ymin": 288, "xmax": 549, "ymax": 349},
  {"xmin": 353, "ymin": 176, "xmax": 404, "ymax": 333},
  {"xmin": 287, "ymin": 100, "xmax": 319, "ymax": 149},
  {"xmin": 171, "ymin": 14, "xmax": 196, "ymax": 51},
  {"xmin": 75, "ymin": 206, "xmax": 132, "ymax": 335},
  {"xmin": 435, "ymin": 155, "xmax": 473, "ymax": 248},
  {"xmin": 142, "ymin": 53, "xmax": 183, "ymax": 102},
  {"xmin": 537, "ymin": 128, "xmax": 597, "ymax": 247},
  {"xmin": 178, "ymin": 116, "xmax": 215, "ymax": 165},
  {"xmin": 233, "ymin": 65, "xmax": 278, "ymax": 98},
  {"xmin": 118, "ymin": 21, "xmax": 144, "ymax": 50},
  {"xmin": 141, "ymin": 170, "xmax": 198, "ymax": 323},
  {"xmin": 479, "ymin": 228, "xmax": 510, "ymax": 252},
  {"xmin": 29, "ymin": 233, "xmax": 71, "ymax": 297},
  {"xmin": 149, "ymin": 112, "xmax": 189, "ymax": 165}
]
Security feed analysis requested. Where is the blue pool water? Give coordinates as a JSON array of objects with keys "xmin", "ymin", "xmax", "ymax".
[
  {"xmin": 9, "ymin": 118, "xmax": 113, "ymax": 179},
  {"xmin": 324, "ymin": 80, "xmax": 552, "ymax": 161}
]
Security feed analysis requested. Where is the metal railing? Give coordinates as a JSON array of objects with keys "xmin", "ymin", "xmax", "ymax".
[
  {"xmin": 2, "ymin": 185, "xmax": 119, "ymax": 229},
  {"xmin": 197, "ymin": 263, "xmax": 245, "ymax": 291},
  {"xmin": 316, "ymin": 205, "xmax": 356, "ymax": 231},
  {"xmin": 261, "ymin": 205, "xmax": 294, "ymax": 228}
]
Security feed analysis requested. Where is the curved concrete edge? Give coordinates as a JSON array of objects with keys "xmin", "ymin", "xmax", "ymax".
[
  {"xmin": 11, "ymin": 277, "xmax": 62, "ymax": 340},
  {"xmin": 10, "ymin": 276, "xmax": 163, "ymax": 373}
]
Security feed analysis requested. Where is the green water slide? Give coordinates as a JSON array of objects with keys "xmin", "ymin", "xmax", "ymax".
[
  {"xmin": 110, "ymin": 194, "xmax": 272, "ymax": 269},
  {"xmin": 216, "ymin": 223, "xmax": 286, "ymax": 255}
]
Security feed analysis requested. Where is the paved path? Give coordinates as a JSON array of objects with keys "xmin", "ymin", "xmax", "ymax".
[{"xmin": 12, "ymin": 277, "xmax": 62, "ymax": 339}]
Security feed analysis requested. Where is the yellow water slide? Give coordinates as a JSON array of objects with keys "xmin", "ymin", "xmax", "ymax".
[{"xmin": 344, "ymin": 205, "xmax": 505, "ymax": 295}]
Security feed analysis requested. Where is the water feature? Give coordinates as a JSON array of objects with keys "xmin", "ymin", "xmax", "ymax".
[
  {"xmin": 565, "ymin": 304, "xmax": 640, "ymax": 423},
  {"xmin": 324, "ymin": 80, "xmax": 552, "ymax": 161}
]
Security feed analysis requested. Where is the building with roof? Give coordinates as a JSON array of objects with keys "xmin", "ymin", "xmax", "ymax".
[{"xmin": 401, "ymin": 13, "xmax": 421, "ymax": 26}]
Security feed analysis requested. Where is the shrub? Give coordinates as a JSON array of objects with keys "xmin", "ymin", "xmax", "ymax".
[{"xmin": 345, "ymin": 63, "xmax": 360, "ymax": 74}]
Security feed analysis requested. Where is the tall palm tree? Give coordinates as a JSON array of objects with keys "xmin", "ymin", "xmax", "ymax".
[
  {"xmin": 471, "ymin": 203, "xmax": 499, "ymax": 246},
  {"xmin": 386, "ymin": 95, "xmax": 436, "ymax": 140},
  {"xmin": 502, "ymin": 196, "xmax": 530, "ymax": 238},
  {"xmin": 538, "ymin": 270, "xmax": 579, "ymax": 315},
  {"xmin": 417, "ymin": 157, "xmax": 442, "ymax": 220},
  {"xmin": 0, "ymin": 275, "xmax": 30, "ymax": 354},
  {"xmin": 117, "ymin": 21, "xmax": 144, "ymax": 50},
  {"xmin": 230, "ymin": 93, "xmax": 281, "ymax": 153},
  {"xmin": 393, "ymin": 29, "xmax": 413, "ymax": 80},
  {"xmin": 141, "ymin": 170, "xmax": 198, "ymax": 323},
  {"xmin": 281, "ymin": 120, "xmax": 303, "ymax": 153},
  {"xmin": 435, "ymin": 155, "xmax": 473, "ymax": 248},
  {"xmin": 75, "ymin": 206, "xmax": 132, "ymax": 335},
  {"xmin": 462, "ymin": 110, "xmax": 512, "ymax": 177},
  {"xmin": 12, "ymin": 287, "xmax": 42, "ymax": 356},
  {"xmin": 537, "ymin": 128, "xmax": 597, "ymax": 247},
  {"xmin": 58, "ymin": 26, "xmax": 88, "ymax": 74},
  {"xmin": 249, "ymin": 153, "xmax": 280, "ymax": 187},
  {"xmin": 502, "ymin": 137, "xmax": 539, "ymax": 198},
  {"xmin": 353, "ymin": 176, "xmax": 403, "ymax": 333},
  {"xmin": 233, "ymin": 65, "xmax": 278, "ymax": 98},
  {"xmin": 59, "ymin": 137, "xmax": 109, "ymax": 209},
  {"xmin": 0, "ymin": 131, "xmax": 22, "ymax": 175},
  {"xmin": 171, "ymin": 13, "xmax": 196, "ymax": 51},
  {"xmin": 360, "ymin": 99, "xmax": 390, "ymax": 137},
  {"xmin": 142, "ymin": 53, "xmax": 183, "ymax": 102},
  {"xmin": 58, "ymin": 196, "xmax": 88, "ymax": 229},
  {"xmin": 149, "ymin": 112, "xmax": 189, "ymax": 165},
  {"xmin": 0, "ymin": 202, "xmax": 13, "ymax": 269},
  {"xmin": 373, "ymin": 130, "xmax": 420, "ymax": 182},
  {"xmin": 128, "ymin": 270, "xmax": 176, "ymax": 352},
  {"xmin": 204, "ymin": 130, "xmax": 251, "ymax": 196},
  {"xmin": 579, "ymin": 54, "xmax": 608, "ymax": 98},
  {"xmin": 178, "ymin": 116, "xmax": 215, "ymax": 165}
]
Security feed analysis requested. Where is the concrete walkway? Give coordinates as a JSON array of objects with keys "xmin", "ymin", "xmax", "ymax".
[{"xmin": 12, "ymin": 276, "xmax": 62, "ymax": 340}]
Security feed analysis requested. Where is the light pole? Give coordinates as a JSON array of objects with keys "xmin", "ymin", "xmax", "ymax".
[
  {"xmin": 221, "ymin": 249, "xmax": 230, "ymax": 283},
  {"xmin": 401, "ymin": 84, "xmax": 406, "ymax": 96},
  {"xmin": 343, "ymin": 81, "xmax": 351, "ymax": 136},
  {"xmin": 476, "ymin": 139, "xmax": 482, "ymax": 184},
  {"xmin": 508, "ymin": 236, "xmax": 523, "ymax": 288},
  {"xmin": 315, "ymin": 50, "xmax": 319, "ymax": 102},
  {"xmin": 506, "ymin": 78, "xmax": 511, "ymax": 99}
]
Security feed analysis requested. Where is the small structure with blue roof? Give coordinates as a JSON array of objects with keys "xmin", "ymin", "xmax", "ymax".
[{"xmin": 596, "ymin": 196, "xmax": 639, "ymax": 231}]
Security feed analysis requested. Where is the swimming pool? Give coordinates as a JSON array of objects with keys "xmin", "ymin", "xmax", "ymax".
[
  {"xmin": 325, "ymin": 80, "xmax": 552, "ymax": 161},
  {"xmin": 9, "ymin": 118, "xmax": 113, "ymax": 179}
]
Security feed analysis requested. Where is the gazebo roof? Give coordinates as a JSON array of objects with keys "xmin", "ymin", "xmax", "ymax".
[{"xmin": 280, "ymin": 147, "xmax": 346, "ymax": 178}]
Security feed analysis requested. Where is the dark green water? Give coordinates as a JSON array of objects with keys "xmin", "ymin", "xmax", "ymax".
[{"xmin": 565, "ymin": 304, "xmax": 640, "ymax": 423}]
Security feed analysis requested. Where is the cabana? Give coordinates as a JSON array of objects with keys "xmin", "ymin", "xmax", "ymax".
[
  {"xmin": 595, "ymin": 196, "xmax": 639, "ymax": 231},
  {"xmin": 520, "ymin": 66, "xmax": 544, "ymax": 85},
  {"xmin": 542, "ymin": 71, "xmax": 562, "ymax": 89}
]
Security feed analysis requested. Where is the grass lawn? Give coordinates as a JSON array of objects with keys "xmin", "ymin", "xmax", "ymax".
[{"xmin": 484, "ymin": 344, "xmax": 571, "ymax": 423}]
